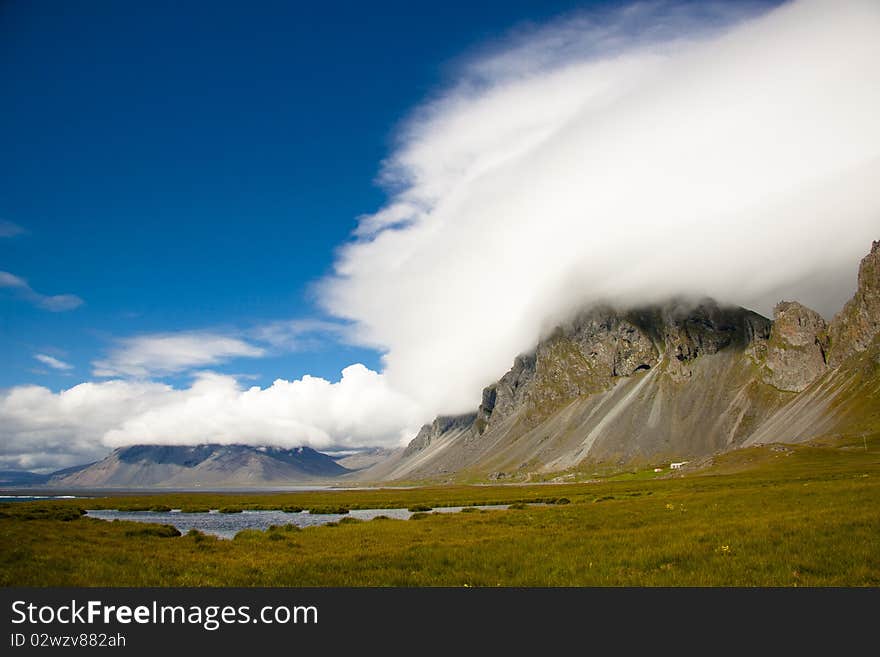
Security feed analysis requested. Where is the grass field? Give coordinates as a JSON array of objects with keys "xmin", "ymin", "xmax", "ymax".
[{"xmin": 1, "ymin": 435, "xmax": 878, "ymax": 586}]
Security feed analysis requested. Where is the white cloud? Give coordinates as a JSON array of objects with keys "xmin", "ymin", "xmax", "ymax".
[
  {"xmin": 34, "ymin": 354, "xmax": 73, "ymax": 371},
  {"xmin": 0, "ymin": 380, "xmax": 173, "ymax": 471},
  {"xmin": 248, "ymin": 318, "xmax": 351, "ymax": 350},
  {"xmin": 0, "ymin": 220, "xmax": 25, "ymax": 238},
  {"xmin": 101, "ymin": 366, "xmax": 423, "ymax": 449},
  {"xmin": 0, "ymin": 271, "xmax": 83, "ymax": 312},
  {"xmin": 0, "ymin": 367, "xmax": 425, "ymax": 470},
  {"xmin": 320, "ymin": 0, "xmax": 880, "ymax": 416},
  {"xmin": 92, "ymin": 332, "xmax": 266, "ymax": 378},
  {"xmin": 90, "ymin": 320, "xmax": 351, "ymax": 378}
]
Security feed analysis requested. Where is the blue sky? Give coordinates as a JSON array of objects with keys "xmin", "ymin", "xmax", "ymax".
[{"xmin": 0, "ymin": 0, "xmax": 610, "ymax": 391}]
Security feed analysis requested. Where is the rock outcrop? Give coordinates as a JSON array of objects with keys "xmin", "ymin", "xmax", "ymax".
[
  {"xmin": 826, "ymin": 240, "xmax": 880, "ymax": 367},
  {"xmin": 403, "ymin": 414, "xmax": 476, "ymax": 457},
  {"xmin": 757, "ymin": 301, "xmax": 828, "ymax": 392}
]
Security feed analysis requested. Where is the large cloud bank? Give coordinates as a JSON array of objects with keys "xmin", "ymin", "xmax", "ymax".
[
  {"xmin": 321, "ymin": 0, "xmax": 880, "ymax": 415},
  {"xmin": 0, "ymin": 366, "xmax": 424, "ymax": 471}
]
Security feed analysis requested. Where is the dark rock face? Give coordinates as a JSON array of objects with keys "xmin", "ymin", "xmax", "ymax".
[
  {"xmin": 657, "ymin": 302, "xmax": 771, "ymax": 381},
  {"xmin": 757, "ymin": 301, "xmax": 829, "ymax": 392},
  {"xmin": 472, "ymin": 300, "xmax": 770, "ymax": 429},
  {"xmin": 490, "ymin": 354, "xmax": 538, "ymax": 423},
  {"xmin": 826, "ymin": 241, "xmax": 880, "ymax": 367},
  {"xmin": 402, "ymin": 414, "xmax": 476, "ymax": 457},
  {"xmin": 474, "ymin": 386, "xmax": 497, "ymax": 434},
  {"xmin": 521, "ymin": 308, "xmax": 657, "ymax": 422},
  {"xmin": 771, "ymin": 301, "xmax": 828, "ymax": 347}
]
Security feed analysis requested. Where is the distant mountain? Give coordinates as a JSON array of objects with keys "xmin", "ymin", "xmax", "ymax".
[
  {"xmin": 49, "ymin": 444, "xmax": 349, "ymax": 488},
  {"xmin": 330, "ymin": 447, "xmax": 396, "ymax": 471},
  {"xmin": 0, "ymin": 461, "xmax": 94, "ymax": 487},
  {"xmin": 360, "ymin": 240, "xmax": 880, "ymax": 482},
  {"xmin": 0, "ymin": 470, "xmax": 50, "ymax": 486}
]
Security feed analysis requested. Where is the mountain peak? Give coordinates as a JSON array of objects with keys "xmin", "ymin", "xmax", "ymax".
[{"xmin": 826, "ymin": 240, "xmax": 880, "ymax": 367}]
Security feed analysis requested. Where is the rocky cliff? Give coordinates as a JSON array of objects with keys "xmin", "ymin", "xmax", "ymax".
[
  {"xmin": 361, "ymin": 241, "xmax": 880, "ymax": 481},
  {"xmin": 756, "ymin": 301, "xmax": 828, "ymax": 392},
  {"xmin": 825, "ymin": 240, "xmax": 880, "ymax": 367}
]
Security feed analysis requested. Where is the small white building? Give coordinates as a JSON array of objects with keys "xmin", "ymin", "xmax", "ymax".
[{"xmin": 670, "ymin": 461, "xmax": 690, "ymax": 470}]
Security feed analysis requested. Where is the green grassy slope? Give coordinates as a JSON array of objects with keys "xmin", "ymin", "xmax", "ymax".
[
  {"xmin": 744, "ymin": 333, "xmax": 880, "ymax": 446},
  {"xmin": 2, "ymin": 434, "xmax": 878, "ymax": 587}
]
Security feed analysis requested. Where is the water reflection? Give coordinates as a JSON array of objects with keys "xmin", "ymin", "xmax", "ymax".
[{"xmin": 86, "ymin": 505, "xmax": 507, "ymax": 539}]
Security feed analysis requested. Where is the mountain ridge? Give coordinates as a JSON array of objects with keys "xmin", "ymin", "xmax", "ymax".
[
  {"xmin": 47, "ymin": 444, "xmax": 349, "ymax": 488},
  {"xmin": 360, "ymin": 240, "xmax": 880, "ymax": 482}
]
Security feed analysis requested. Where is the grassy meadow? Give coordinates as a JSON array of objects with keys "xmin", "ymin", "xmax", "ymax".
[{"xmin": 1, "ymin": 435, "xmax": 878, "ymax": 586}]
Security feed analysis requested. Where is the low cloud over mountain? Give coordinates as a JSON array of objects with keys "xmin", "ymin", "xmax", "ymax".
[{"xmin": 321, "ymin": 0, "xmax": 880, "ymax": 415}]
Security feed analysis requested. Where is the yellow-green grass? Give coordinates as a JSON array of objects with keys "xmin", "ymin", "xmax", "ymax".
[{"xmin": 1, "ymin": 436, "xmax": 878, "ymax": 586}]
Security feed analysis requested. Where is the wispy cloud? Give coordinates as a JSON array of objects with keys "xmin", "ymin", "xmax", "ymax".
[
  {"xmin": 34, "ymin": 353, "xmax": 73, "ymax": 371},
  {"xmin": 0, "ymin": 220, "xmax": 26, "ymax": 238},
  {"xmin": 92, "ymin": 332, "xmax": 266, "ymax": 378},
  {"xmin": 249, "ymin": 318, "xmax": 351, "ymax": 349},
  {"xmin": 0, "ymin": 271, "xmax": 84, "ymax": 312},
  {"xmin": 92, "ymin": 318, "xmax": 350, "ymax": 379}
]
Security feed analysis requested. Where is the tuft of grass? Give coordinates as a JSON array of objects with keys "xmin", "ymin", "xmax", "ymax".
[
  {"xmin": 407, "ymin": 504, "xmax": 432, "ymax": 512},
  {"xmin": 123, "ymin": 524, "xmax": 180, "ymax": 538},
  {"xmin": 0, "ymin": 507, "xmax": 85, "ymax": 522},
  {"xmin": 149, "ymin": 505, "xmax": 172, "ymax": 513},
  {"xmin": 233, "ymin": 529, "xmax": 262, "ymax": 541},
  {"xmin": 218, "ymin": 507, "xmax": 243, "ymax": 514},
  {"xmin": 308, "ymin": 506, "xmax": 349, "ymax": 515}
]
